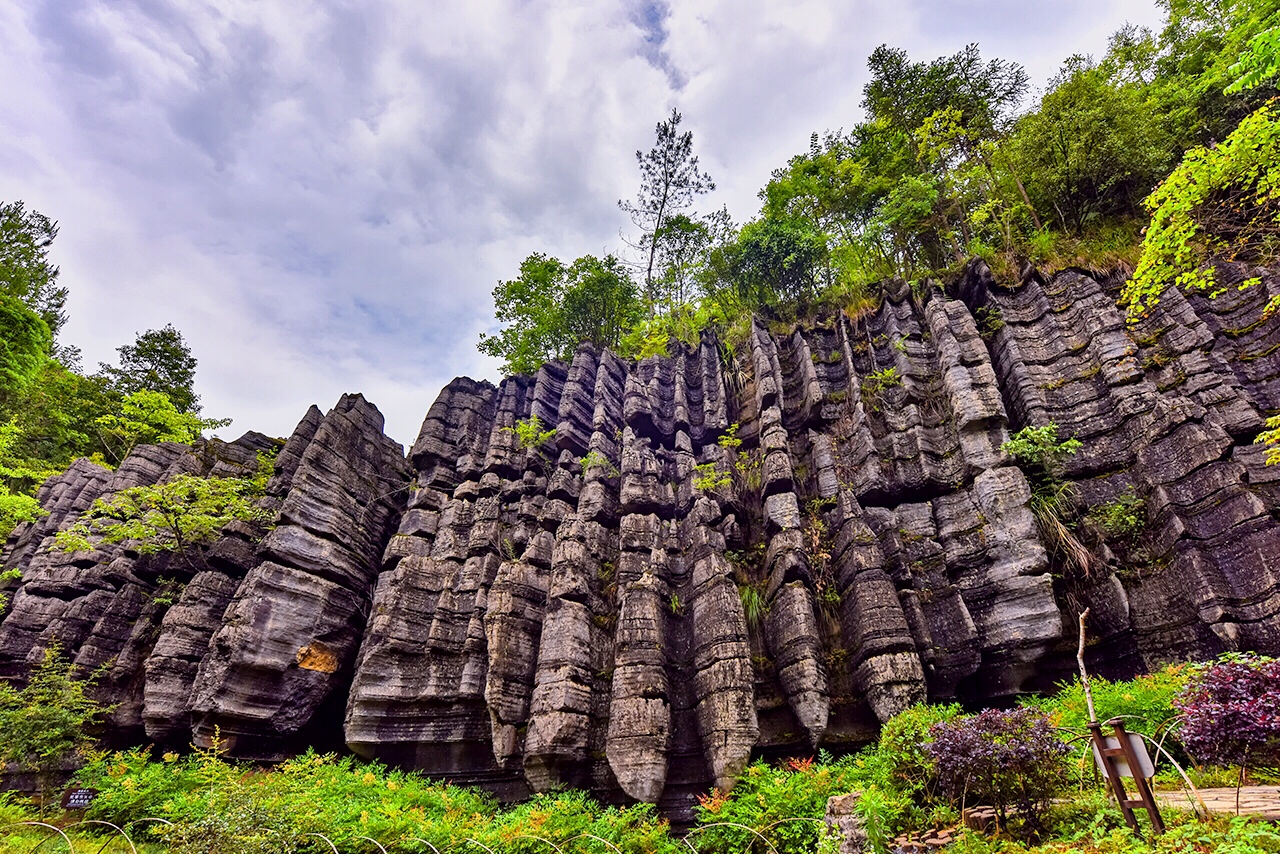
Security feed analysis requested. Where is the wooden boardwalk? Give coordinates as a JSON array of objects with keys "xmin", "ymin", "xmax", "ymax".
[{"xmin": 1157, "ymin": 785, "xmax": 1280, "ymax": 820}]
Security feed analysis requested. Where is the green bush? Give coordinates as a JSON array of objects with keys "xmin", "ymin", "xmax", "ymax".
[
  {"xmin": 1022, "ymin": 664, "xmax": 1190, "ymax": 742},
  {"xmin": 1085, "ymin": 489, "xmax": 1146, "ymax": 543},
  {"xmin": 0, "ymin": 644, "xmax": 113, "ymax": 813},
  {"xmin": 693, "ymin": 756, "xmax": 908, "ymax": 854},
  {"xmin": 76, "ymin": 745, "xmax": 681, "ymax": 854},
  {"xmin": 878, "ymin": 703, "xmax": 963, "ymax": 799}
]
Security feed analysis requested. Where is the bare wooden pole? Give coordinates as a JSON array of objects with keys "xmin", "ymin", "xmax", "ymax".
[{"xmin": 1078, "ymin": 607, "xmax": 1098, "ymax": 725}]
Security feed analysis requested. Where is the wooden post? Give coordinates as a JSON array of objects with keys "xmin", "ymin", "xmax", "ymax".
[
  {"xmin": 1111, "ymin": 718, "xmax": 1166, "ymax": 834},
  {"xmin": 1088, "ymin": 721, "xmax": 1138, "ymax": 831},
  {"xmin": 1089, "ymin": 719, "xmax": 1165, "ymax": 836},
  {"xmin": 1078, "ymin": 609, "xmax": 1164, "ymax": 835}
]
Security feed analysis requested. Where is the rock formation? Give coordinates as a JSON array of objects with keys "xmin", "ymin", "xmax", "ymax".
[{"xmin": 2, "ymin": 263, "xmax": 1279, "ymax": 819}]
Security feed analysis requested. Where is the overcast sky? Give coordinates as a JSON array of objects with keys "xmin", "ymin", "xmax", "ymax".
[{"xmin": 1, "ymin": 0, "xmax": 1167, "ymax": 448}]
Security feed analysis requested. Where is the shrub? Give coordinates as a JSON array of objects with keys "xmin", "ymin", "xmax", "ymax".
[
  {"xmin": 1023, "ymin": 664, "xmax": 1190, "ymax": 741},
  {"xmin": 693, "ymin": 756, "xmax": 909, "ymax": 854},
  {"xmin": 1125, "ymin": 103, "xmax": 1280, "ymax": 322},
  {"xmin": 1085, "ymin": 488, "xmax": 1146, "ymax": 543},
  {"xmin": 1001, "ymin": 423, "xmax": 1081, "ymax": 479},
  {"xmin": 78, "ymin": 745, "xmax": 680, "ymax": 854},
  {"xmin": 0, "ymin": 643, "xmax": 113, "ymax": 813},
  {"xmin": 878, "ymin": 703, "xmax": 963, "ymax": 799},
  {"xmin": 1176, "ymin": 653, "xmax": 1280, "ymax": 778},
  {"xmin": 925, "ymin": 708, "xmax": 1069, "ymax": 835}
]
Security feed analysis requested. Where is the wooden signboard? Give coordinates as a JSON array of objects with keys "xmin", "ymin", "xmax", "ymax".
[
  {"xmin": 1092, "ymin": 731, "xmax": 1156, "ymax": 779},
  {"xmin": 60, "ymin": 787, "xmax": 97, "ymax": 810}
]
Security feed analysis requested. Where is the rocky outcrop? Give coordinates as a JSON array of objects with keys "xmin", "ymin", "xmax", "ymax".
[
  {"xmin": 188, "ymin": 395, "xmax": 410, "ymax": 758},
  {"xmin": 2, "ymin": 262, "xmax": 1279, "ymax": 819}
]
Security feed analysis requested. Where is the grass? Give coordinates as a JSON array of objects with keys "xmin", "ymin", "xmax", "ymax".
[{"xmin": 0, "ymin": 666, "xmax": 1276, "ymax": 854}]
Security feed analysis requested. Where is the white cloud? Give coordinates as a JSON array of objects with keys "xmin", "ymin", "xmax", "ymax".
[{"xmin": 0, "ymin": 0, "xmax": 1166, "ymax": 446}]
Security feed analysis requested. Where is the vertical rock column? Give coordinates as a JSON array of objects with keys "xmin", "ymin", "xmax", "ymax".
[
  {"xmin": 189, "ymin": 394, "xmax": 409, "ymax": 758},
  {"xmin": 143, "ymin": 408, "xmax": 322, "ymax": 744}
]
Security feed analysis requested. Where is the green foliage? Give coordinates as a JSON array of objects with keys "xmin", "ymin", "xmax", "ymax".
[
  {"xmin": 479, "ymin": 253, "xmax": 570, "ymax": 375},
  {"xmin": 1002, "ymin": 422, "xmax": 1082, "ymax": 479},
  {"xmin": 709, "ymin": 215, "xmax": 830, "ymax": 313},
  {"xmin": 4, "ymin": 358, "xmax": 118, "ymax": 469},
  {"xmin": 0, "ymin": 644, "xmax": 112, "ymax": 811},
  {"xmin": 1260, "ymin": 414, "xmax": 1280, "ymax": 465},
  {"xmin": 1023, "ymin": 664, "xmax": 1191, "ymax": 740},
  {"xmin": 1085, "ymin": 489, "xmax": 1148, "ymax": 542},
  {"xmin": 0, "ymin": 291, "xmax": 51, "ymax": 404},
  {"xmin": 861, "ymin": 366, "xmax": 902, "ymax": 412},
  {"xmin": 693, "ymin": 756, "xmax": 907, "ymax": 854},
  {"xmin": 97, "ymin": 324, "xmax": 202, "ymax": 414},
  {"xmin": 0, "ymin": 200, "xmax": 66, "ymax": 337},
  {"xmin": 738, "ymin": 580, "xmax": 768, "ymax": 630},
  {"xmin": 95, "ymin": 389, "xmax": 230, "ymax": 463},
  {"xmin": 506, "ymin": 415, "xmax": 557, "ymax": 451},
  {"xmin": 0, "ymin": 418, "xmax": 53, "ymax": 540},
  {"xmin": 53, "ymin": 469, "xmax": 272, "ymax": 558},
  {"xmin": 1127, "ymin": 99, "xmax": 1280, "ymax": 318},
  {"xmin": 616, "ymin": 298, "xmax": 724, "ymax": 360},
  {"xmin": 1126, "ymin": 100, "xmax": 1280, "ymax": 318},
  {"xmin": 877, "ymin": 703, "xmax": 964, "ymax": 798},
  {"xmin": 693, "ymin": 460, "xmax": 732, "ymax": 492},
  {"xmin": 974, "ymin": 304, "xmax": 1005, "ymax": 338},
  {"xmin": 1004, "ymin": 58, "xmax": 1172, "ymax": 234},
  {"xmin": 73, "ymin": 744, "xmax": 686, "ymax": 854},
  {"xmin": 862, "ymin": 366, "xmax": 902, "ymax": 395},
  {"xmin": 1226, "ymin": 25, "xmax": 1280, "ymax": 93},
  {"xmin": 480, "ymin": 253, "xmax": 643, "ymax": 374},
  {"xmin": 1003, "ymin": 424, "xmax": 1092, "ymax": 576},
  {"xmin": 581, "ymin": 449, "xmax": 619, "ymax": 479}
]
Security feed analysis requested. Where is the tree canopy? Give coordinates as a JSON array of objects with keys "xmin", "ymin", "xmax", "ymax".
[
  {"xmin": 0, "ymin": 201, "xmax": 66, "ymax": 339},
  {"xmin": 480, "ymin": 253, "xmax": 642, "ymax": 375},
  {"xmin": 0, "ymin": 200, "xmax": 227, "ymax": 527},
  {"xmin": 97, "ymin": 323, "xmax": 201, "ymax": 414},
  {"xmin": 620, "ymin": 108, "xmax": 716, "ymax": 308}
]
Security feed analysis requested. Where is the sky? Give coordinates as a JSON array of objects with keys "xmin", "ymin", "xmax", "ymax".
[{"xmin": 0, "ymin": 0, "xmax": 1169, "ymax": 449}]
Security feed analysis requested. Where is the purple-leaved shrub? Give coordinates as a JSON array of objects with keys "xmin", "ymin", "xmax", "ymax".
[
  {"xmin": 925, "ymin": 707, "xmax": 1068, "ymax": 835},
  {"xmin": 1176, "ymin": 653, "xmax": 1280, "ymax": 777}
]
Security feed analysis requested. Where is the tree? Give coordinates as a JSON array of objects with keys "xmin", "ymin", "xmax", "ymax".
[
  {"xmin": 0, "ymin": 201, "xmax": 66, "ymax": 339},
  {"xmin": 1003, "ymin": 59, "xmax": 1172, "ymax": 234},
  {"xmin": 95, "ymin": 390, "xmax": 230, "ymax": 464},
  {"xmin": 620, "ymin": 108, "xmax": 716, "ymax": 308},
  {"xmin": 54, "ymin": 462, "xmax": 273, "ymax": 560},
  {"xmin": 4, "ymin": 360, "xmax": 117, "ymax": 469},
  {"xmin": 479, "ymin": 253, "xmax": 570, "ymax": 376},
  {"xmin": 863, "ymin": 43, "xmax": 1029, "ymax": 155},
  {"xmin": 0, "ymin": 419, "xmax": 52, "ymax": 540},
  {"xmin": 479, "ymin": 253, "xmax": 641, "ymax": 375},
  {"xmin": 560, "ymin": 255, "xmax": 644, "ymax": 352},
  {"xmin": 97, "ymin": 324, "xmax": 200, "ymax": 414},
  {"xmin": 0, "ymin": 292, "xmax": 51, "ymax": 405},
  {"xmin": 1124, "ymin": 102, "xmax": 1280, "ymax": 317},
  {"xmin": 713, "ymin": 217, "xmax": 828, "ymax": 312},
  {"xmin": 0, "ymin": 644, "xmax": 112, "ymax": 813},
  {"xmin": 650, "ymin": 213, "xmax": 712, "ymax": 306}
]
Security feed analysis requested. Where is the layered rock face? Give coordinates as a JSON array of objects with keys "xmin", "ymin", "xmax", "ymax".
[
  {"xmin": 2, "ymin": 264, "xmax": 1279, "ymax": 817},
  {"xmin": 0, "ymin": 394, "xmax": 409, "ymax": 755}
]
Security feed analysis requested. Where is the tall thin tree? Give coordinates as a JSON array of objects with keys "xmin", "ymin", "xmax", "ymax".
[{"xmin": 619, "ymin": 109, "xmax": 715, "ymax": 311}]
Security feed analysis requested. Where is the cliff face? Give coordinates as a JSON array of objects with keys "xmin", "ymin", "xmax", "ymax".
[{"xmin": 2, "ymin": 263, "xmax": 1279, "ymax": 817}]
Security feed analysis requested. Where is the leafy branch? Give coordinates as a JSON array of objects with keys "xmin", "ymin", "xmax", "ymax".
[{"xmin": 52, "ymin": 452, "xmax": 276, "ymax": 563}]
